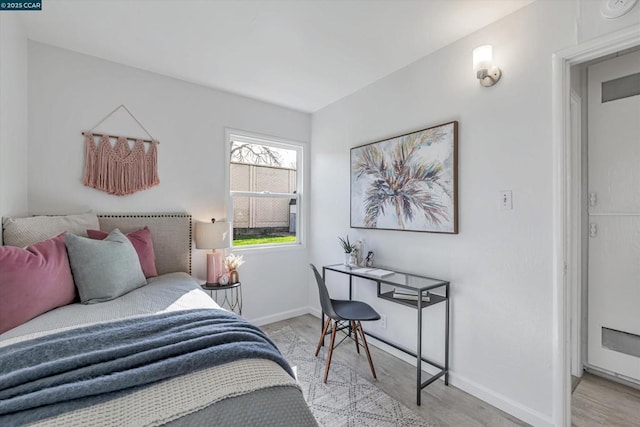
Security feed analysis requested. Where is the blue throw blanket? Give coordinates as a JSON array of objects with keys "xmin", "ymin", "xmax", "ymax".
[{"xmin": 0, "ymin": 309, "xmax": 293, "ymax": 425}]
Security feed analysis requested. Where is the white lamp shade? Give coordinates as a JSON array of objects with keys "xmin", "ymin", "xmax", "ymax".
[
  {"xmin": 195, "ymin": 221, "xmax": 230, "ymax": 250},
  {"xmin": 473, "ymin": 45, "xmax": 493, "ymax": 71}
]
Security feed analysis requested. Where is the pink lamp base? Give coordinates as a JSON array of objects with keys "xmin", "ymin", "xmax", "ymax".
[{"xmin": 206, "ymin": 251, "xmax": 223, "ymax": 284}]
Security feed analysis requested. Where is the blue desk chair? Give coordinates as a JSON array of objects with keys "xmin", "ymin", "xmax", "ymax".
[{"xmin": 310, "ymin": 264, "xmax": 380, "ymax": 383}]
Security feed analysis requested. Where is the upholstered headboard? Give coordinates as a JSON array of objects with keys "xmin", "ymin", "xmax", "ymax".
[{"xmin": 98, "ymin": 214, "xmax": 192, "ymax": 275}]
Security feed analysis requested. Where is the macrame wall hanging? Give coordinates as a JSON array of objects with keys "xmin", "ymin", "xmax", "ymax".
[{"xmin": 82, "ymin": 105, "xmax": 160, "ymax": 196}]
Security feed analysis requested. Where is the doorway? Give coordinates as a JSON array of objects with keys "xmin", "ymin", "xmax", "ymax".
[
  {"xmin": 567, "ymin": 48, "xmax": 640, "ymax": 427},
  {"xmin": 552, "ymin": 26, "xmax": 640, "ymax": 427},
  {"xmin": 584, "ymin": 49, "xmax": 640, "ymax": 385}
]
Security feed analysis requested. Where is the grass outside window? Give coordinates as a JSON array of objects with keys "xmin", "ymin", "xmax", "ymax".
[{"xmin": 233, "ymin": 235, "xmax": 297, "ymax": 246}]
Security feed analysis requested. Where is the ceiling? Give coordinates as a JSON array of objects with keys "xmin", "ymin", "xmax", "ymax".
[{"xmin": 21, "ymin": 0, "xmax": 535, "ymax": 112}]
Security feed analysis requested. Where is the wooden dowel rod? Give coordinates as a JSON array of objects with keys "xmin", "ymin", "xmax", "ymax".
[{"xmin": 81, "ymin": 131, "xmax": 159, "ymax": 144}]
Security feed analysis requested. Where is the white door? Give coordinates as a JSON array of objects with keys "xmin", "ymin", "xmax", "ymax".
[{"xmin": 587, "ymin": 49, "xmax": 640, "ymax": 383}]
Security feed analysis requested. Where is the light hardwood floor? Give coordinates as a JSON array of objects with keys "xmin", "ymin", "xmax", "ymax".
[
  {"xmin": 262, "ymin": 314, "xmax": 528, "ymax": 427},
  {"xmin": 572, "ymin": 372, "xmax": 640, "ymax": 427}
]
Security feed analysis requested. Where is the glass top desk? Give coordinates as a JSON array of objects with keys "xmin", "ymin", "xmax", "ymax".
[{"xmin": 322, "ymin": 264, "xmax": 450, "ymax": 405}]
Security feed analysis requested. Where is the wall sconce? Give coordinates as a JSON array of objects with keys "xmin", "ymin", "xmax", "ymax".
[
  {"xmin": 195, "ymin": 218, "xmax": 231, "ymax": 285},
  {"xmin": 473, "ymin": 45, "xmax": 502, "ymax": 87}
]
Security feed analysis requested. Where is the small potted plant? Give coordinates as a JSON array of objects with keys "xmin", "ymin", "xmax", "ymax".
[{"xmin": 338, "ymin": 235, "xmax": 357, "ymax": 266}]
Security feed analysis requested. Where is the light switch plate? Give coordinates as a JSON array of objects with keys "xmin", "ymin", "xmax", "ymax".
[{"xmin": 500, "ymin": 190, "xmax": 513, "ymax": 210}]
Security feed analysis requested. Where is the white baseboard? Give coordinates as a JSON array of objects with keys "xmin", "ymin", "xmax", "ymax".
[
  {"xmin": 584, "ymin": 364, "xmax": 640, "ymax": 390},
  {"xmin": 250, "ymin": 306, "xmax": 312, "ymax": 327},
  {"xmin": 308, "ymin": 307, "xmax": 322, "ymax": 318},
  {"xmin": 450, "ymin": 373, "xmax": 553, "ymax": 427},
  {"xmin": 305, "ymin": 308, "xmax": 551, "ymax": 426}
]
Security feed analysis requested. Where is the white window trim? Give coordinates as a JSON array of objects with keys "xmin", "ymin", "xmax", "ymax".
[{"xmin": 224, "ymin": 128, "xmax": 306, "ymax": 252}]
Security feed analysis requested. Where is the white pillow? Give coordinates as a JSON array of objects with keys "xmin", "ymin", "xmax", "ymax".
[{"xmin": 2, "ymin": 213, "xmax": 100, "ymax": 247}]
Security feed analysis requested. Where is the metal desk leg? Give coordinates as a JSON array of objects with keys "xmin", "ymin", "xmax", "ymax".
[
  {"xmin": 321, "ymin": 267, "xmax": 327, "ymax": 347},
  {"xmin": 445, "ymin": 284, "xmax": 450, "ymax": 385},
  {"xmin": 417, "ymin": 297, "xmax": 423, "ymax": 406},
  {"xmin": 348, "ymin": 275, "xmax": 353, "ymax": 337}
]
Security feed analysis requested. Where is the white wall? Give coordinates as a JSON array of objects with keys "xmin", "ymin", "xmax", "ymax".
[
  {"xmin": 28, "ymin": 42, "xmax": 311, "ymax": 323},
  {"xmin": 310, "ymin": 1, "xmax": 581, "ymax": 425},
  {"xmin": 0, "ymin": 15, "xmax": 29, "ymax": 225},
  {"xmin": 579, "ymin": 0, "xmax": 640, "ymax": 43}
]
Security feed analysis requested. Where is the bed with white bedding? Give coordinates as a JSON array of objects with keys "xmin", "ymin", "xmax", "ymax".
[{"xmin": 0, "ymin": 213, "xmax": 317, "ymax": 427}]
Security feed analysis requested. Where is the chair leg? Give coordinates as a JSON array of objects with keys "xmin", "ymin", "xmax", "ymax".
[
  {"xmin": 351, "ymin": 320, "xmax": 360, "ymax": 354},
  {"xmin": 356, "ymin": 321, "xmax": 377, "ymax": 379},
  {"xmin": 315, "ymin": 317, "xmax": 331, "ymax": 357},
  {"xmin": 324, "ymin": 321, "xmax": 338, "ymax": 383}
]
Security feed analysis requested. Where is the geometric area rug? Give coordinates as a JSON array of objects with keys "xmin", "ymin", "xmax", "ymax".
[{"xmin": 269, "ymin": 326, "xmax": 434, "ymax": 427}]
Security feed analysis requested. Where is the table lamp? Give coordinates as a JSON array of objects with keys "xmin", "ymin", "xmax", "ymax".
[{"xmin": 195, "ymin": 218, "xmax": 230, "ymax": 285}]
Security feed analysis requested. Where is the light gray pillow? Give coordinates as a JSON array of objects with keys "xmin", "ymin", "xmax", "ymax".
[
  {"xmin": 65, "ymin": 229, "xmax": 147, "ymax": 304},
  {"xmin": 3, "ymin": 213, "xmax": 99, "ymax": 247}
]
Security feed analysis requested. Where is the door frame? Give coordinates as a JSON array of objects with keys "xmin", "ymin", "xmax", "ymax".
[
  {"xmin": 568, "ymin": 89, "xmax": 582, "ymax": 378},
  {"xmin": 552, "ymin": 26, "xmax": 640, "ymax": 427}
]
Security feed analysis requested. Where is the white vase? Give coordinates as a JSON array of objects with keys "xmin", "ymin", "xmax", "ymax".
[{"xmin": 345, "ymin": 253, "xmax": 357, "ymax": 266}]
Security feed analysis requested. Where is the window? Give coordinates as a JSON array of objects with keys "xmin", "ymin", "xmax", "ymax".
[{"xmin": 226, "ymin": 130, "xmax": 303, "ymax": 248}]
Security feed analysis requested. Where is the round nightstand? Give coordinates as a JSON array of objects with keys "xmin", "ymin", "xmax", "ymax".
[{"xmin": 201, "ymin": 282, "xmax": 242, "ymax": 315}]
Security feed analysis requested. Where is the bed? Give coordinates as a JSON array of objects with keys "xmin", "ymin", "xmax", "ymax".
[{"xmin": 0, "ymin": 213, "xmax": 317, "ymax": 426}]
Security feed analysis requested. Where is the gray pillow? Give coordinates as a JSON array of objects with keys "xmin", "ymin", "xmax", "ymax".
[{"xmin": 65, "ymin": 229, "xmax": 147, "ymax": 304}]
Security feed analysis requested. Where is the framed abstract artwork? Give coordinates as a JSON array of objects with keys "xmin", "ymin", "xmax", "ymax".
[{"xmin": 350, "ymin": 121, "xmax": 458, "ymax": 234}]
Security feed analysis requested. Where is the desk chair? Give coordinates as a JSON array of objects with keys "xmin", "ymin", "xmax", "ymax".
[{"xmin": 310, "ymin": 264, "xmax": 380, "ymax": 383}]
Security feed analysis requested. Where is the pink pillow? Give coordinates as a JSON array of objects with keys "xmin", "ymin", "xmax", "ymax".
[
  {"xmin": 0, "ymin": 233, "xmax": 76, "ymax": 334},
  {"xmin": 87, "ymin": 227, "xmax": 158, "ymax": 278}
]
